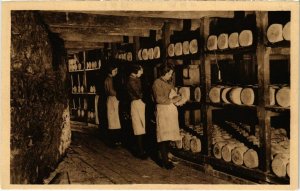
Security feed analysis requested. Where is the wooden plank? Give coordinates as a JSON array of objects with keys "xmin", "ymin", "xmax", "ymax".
[
  {"xmin": 60, "ymin": 33, "xmax": 123, "ymax": 43},
  {"xmin": 162, "ymin": 22, "xmax": 172, "ymax": 62},
  {"xmin": 49, "ymin": 26, "xmax": 150, "ymax": 37},
  {"xmin": 202, "ymin": 17, "xmax": 214, "ymax": 156},
  {"xmin": 255, "ymin": 11, "xmax": 271, "ymax": 173},
  {"xmin": 133, "ymin": 37, "xmax": 140, "ymax": 61},
  {"xmin": 64, "ymin": 41, "xmax": 104, "ymax": 49},
  {"xmin": 41, "ymin": 11, "xmax": 183, "ymax": 31},
  {"xmin": 74, "ymin": 11, "xmax": 235, "ymax": 19}
]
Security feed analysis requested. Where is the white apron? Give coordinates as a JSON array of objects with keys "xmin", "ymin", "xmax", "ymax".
[
  {"xmin": 131, "ymin": 99, "xmax": 146, "ymax": 135},
  {"xmin": 107, "ymin": 96, "xmax": 121, "ymax": 129},
  {"xmin": 156, "ymin": 103, "xmax": 181, "ymax": 142}
]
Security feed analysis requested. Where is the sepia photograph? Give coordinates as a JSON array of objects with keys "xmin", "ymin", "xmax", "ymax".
[{"xmin": 1, "ymin": 1, "xmax": 299, "ymax": 190}]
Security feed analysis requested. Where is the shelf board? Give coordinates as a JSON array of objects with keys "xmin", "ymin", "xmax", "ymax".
[
  {"xmin": 205, "ymin": 46, "xmax": 256, "ymax": 56},
  {"xmin": 265, "ymin": 106, "xmax": 290, "ymax": 113},
  {"xmin": 269, "ymin": 47, "xmax": 290, "ymax": 55},
  {"xmin": 179, "ymin": 101, "xmax": 203, "ymax": 109},
  {"xmin": 69, "ymin": 70, "xmax": 84, "ymax": 73},
  {"xmin": 215, "ymin": 121, "xmax": 260, "ymax": 152},
  {"xmin": 208, "ymin": 102, "xmax": 257, "ymax": 110},
  {"xmin": 170, "ymin": 147, "xmax": 206, "ymax": 165},
  {"xmin": 72, "ymin": 93, "xmax": 98, "ymax": 95},
  {"xmin": 167, "ymin": 52, "xmax": 201, "ymax": 60},
  {"xmin": 85, "ymin": 68, "xmax": 101, "ymax": 71},
  {"xmin": 207, "ymin": 156, "xmax": 289, "ymax": 184},
  {"xmin": 266, "ymin": 41, "xmax": 290, "ymax": 49}
]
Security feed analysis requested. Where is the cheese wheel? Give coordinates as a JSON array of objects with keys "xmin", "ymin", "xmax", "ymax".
[
  {"xmin": 272, "ymin": 153, "xmax": 289, "ymax": 177},
  {"xmin": 228, "ymin": 32, "xmax": 239, "ymax": 49},
  {"xmin": 269, "ymin": 86, "xmax": 278, "ymax": 106},
  {"xmin": 190, "ymin": 137, "xmax": 201, "ymax": 153},
  {"xmin": 229, "ymin": 87, "xmax": 243, "ymax": 105},
  {"xmin": 194, "ymin": 87, "xmax": 201, "ymax": 102},
  {"xmin": 213, "ymin": 141, "xmax": 228, "ymax": 159},
  {"xmin": 222, "ymin": 142, "xmax": 244, "ymax": 162},
  {"xmin": 207, "ymin": 35, "xmax": 218, "ymax": 51},
  {"xmin": 168, "ymin": 43, "xmax": 175, "ymax": 57},
  {"xmin": 239, "ymin": 30, "xmax": 253, "ymax": 47},
  {"xmin": 178, "ymin": 87, "xmax": 191, "ymax": 102},
  {"xmin": 209, "ymin": 86, "xmax": 222, "ymax": 103},
  {"xmin": 267, "ymin": 24, "xmax": 284, "ymax": 43},
  {"xmin": 232, "ymin": 146, "xmax": 249, "ymax": 166},
  {"xmin": 183, "ymin": 41, "xmax": 190, "ymax": 55},
  {"xmin": 174, "ymin": 42, "xmax": 183, "ymax": 56},
  {"xmin": 153, "ymin": 46, "xmax": 160, "ymax": 59},
  {"xmin": 176, "ymin": 135, "xmax": 184, "ymax": 149},
  {"xmin": 244, "ymin": 149, "xmax": 259, "ymax": 169},
  {"xmin": 138, "ymin": 49, "xmax": 142, "ymax": 61},
  {"xmin": 276, "ymin": 87, "xmax": 290, "ymax": 107},
  {"xmin": 126, "ymin": 52, "xmax": 132, "ymax": 61},
  {"xmin": 286, "ymin": 162, "xmax": 290, "ymax": 178},
  {"xmin": 217, "ymin": 33, "xmax": 229, "ymax": 50},
  {"xmin": 183, "ymin": 134, "xmax": 192, "ymax": 151},
  {"xmin": 142, "ymin": 49, "xmax": 148, "ymax": 60},
  {"xmin": 282, "ymin": 22, "xmax": 290, "ymax": 41},
  {"xmin": 241, "ymin": 87, "xmax": 255, "ymax": 105},
  {"xmin": 189, "ymin": 39, "xmax": 198, "ymax": 54},
  {"xmin": 148, "ymin": 48, "xmax": 154, "ymax": 60},
  {"xmin": 221, "ymin": 87, "xmax": 232, "ymax": 104}
]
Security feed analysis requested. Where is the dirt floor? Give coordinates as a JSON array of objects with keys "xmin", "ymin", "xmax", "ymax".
[{"xmin": 43, "ymin": 123, "xmax": 235, "ymax": 185}]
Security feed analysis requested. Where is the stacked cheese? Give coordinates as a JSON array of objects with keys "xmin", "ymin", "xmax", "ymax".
[
  {"xmin": 267, "ymin": 22, "xmax": 290, "ymax": 43},
  {"xmin": 271, "ymin": 127, "xmax": 290, "ymax": 178},
  {"xmin": 212, "ymin": 124, "xmax": 259, "ymax": 169},
  {"xmin": 207, "ymin": 30, "xmax": 253, "ymax": 51},
  {"xmin": 174, "ymin": 129, "xmax": 202, "ymax": 153}
]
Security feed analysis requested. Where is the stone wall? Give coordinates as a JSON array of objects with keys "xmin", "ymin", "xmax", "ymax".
[{"xmin": 10, "ymin": 11, "xmax": 71, "ymax": 184}]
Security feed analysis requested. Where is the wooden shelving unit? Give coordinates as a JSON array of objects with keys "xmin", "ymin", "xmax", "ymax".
[
  {"xmin": 68, "ymin": 49, "xmax": 103, "ymax": 125},
  {"xmin": 169, "ymin": 11, "xmax": 290, "ymax": 184}
]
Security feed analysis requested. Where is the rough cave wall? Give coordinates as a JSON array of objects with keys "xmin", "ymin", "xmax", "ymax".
[{"xmin": 10, "ymin": 11, "xmax": 71, "ymax": 184}]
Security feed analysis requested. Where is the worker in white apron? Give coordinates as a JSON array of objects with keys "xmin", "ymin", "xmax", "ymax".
[
  {"xmin": 127, "ymin": 64, "xmax": 147, "ymax": 159},
  {"xmin": 104, "ymin": 64, "xmax": 121, "ymax": 147},
  {"xmin": 152, "ymin": 64, "xmax": 182, "ymax": 169}
]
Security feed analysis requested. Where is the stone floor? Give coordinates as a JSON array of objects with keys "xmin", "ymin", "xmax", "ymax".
[{"xmin": 44, "ymin": 123, "xmax": 234, "ymax": 184}]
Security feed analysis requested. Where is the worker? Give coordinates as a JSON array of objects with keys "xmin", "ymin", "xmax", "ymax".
[
  {"xmin": 152, "ymin": 63, "xmax": 182, "ymax": 169},
  {"xmin": 104, "ymin": 63, "xmax": 122, "ymax": 147},
  {"xmin": 127, "ymin": 64, "xmax": 147, "ymax": 159}
]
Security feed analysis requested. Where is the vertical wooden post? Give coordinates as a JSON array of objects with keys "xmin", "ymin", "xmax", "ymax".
[
  {"xmin": 162, "ymin": 22, "xmax": 172, "ymax": 64},
  {"xmin": 83, "ymin": 51, "xmax": 87, "ymax": 91},
  {"xmin": 200, "ymin": 17, "xmax": 212, "ymax": 156},
  {"xmin": 133, "ymin": 37, "xmax": 140, "ymax": 62},
  {"xmin": 256, "ymin": 11, "xmax": 271, "ymax": 173}
]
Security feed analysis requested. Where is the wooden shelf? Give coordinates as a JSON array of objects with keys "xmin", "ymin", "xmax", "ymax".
[
  {"xmin": 72, "ymin": 92, "xmax": 98, "ymax": 95},
  {"xmin": 69, "ymin": 70, "xmax": 84, "ymax": 73},
  {"xmin": 85, "ymin": 68, "xmax": 101, "ymax": 71},
  {"xmin": 170, "ymin": 147, "xmax": 207, "ymax": 165},
  {"xmin": 205, "ymin": 46, "xmax": 256, "ymax": 55},
  {"xmin": 215, "ymin": 121, "xmax": 260, "ymax": 152},
  {"xmin": 208, "ymin": 102, "xmax": 257, "ymax": 110},
  {"xmin": 167, "ymin": 52, "xmax": 201, "ymax": 60},
  {"xmin": 265, "ymin": 106, "xmax": 290, "ymax": 113},
  {"xmin": 179, "ymin": 101, "xmax": 202, "ymax": 109},
  {"xmin": 207, "ymin": 156, "xmax": 289, "ymax": 184},
  {"xmin": 266, "ymin": 41, "xmax": 290, "ymax": 49},
  {"xmin": 181, "ymin": 125, "xmax": 204, "ymax": 138}
]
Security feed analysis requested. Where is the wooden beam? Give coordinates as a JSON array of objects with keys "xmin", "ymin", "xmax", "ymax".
[
  {"xmin": 64, "ymin": 41, "xmax": 104, "ymax": 49},
  {"xmin": 40, "ymin": 11, "xmax": 183, "ymax": 31},
  {"xmin": 59, "ymin": 33, "xmax": 123, "ymax": 43},
  {"xmin": 49, "ymin": 26, "xmax": 150, "ymax": 37},
  {"xmin": 71, "ymin": 11, "xmax": 235, "ymax": 19}
]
